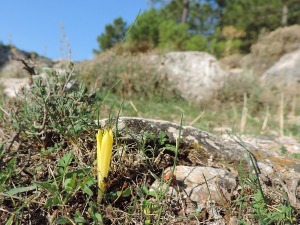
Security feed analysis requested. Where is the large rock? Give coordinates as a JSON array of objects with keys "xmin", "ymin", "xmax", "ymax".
[
  {"xmin": 261, "ymin": 48, "xmax": 300, "ymax": 86},
  {"xmin": 160, "ymin": 52, "xmax": 228, "ymax": 102}
]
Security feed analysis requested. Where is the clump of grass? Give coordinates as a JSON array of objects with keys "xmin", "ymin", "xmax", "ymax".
[
  {"xmin": 77, "ymin": 53, "xmax": 181, "ymax": 102},
  {"xmin": 10, "ymin": 63, "xmax": 96, "ymax": 138}
]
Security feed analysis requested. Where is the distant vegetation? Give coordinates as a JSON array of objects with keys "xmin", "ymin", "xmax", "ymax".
[{"xmin": 94, "ymin": 0, "xmax": 300, "ymax": 57}]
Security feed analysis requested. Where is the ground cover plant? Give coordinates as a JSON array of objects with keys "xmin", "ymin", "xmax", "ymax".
[{"xmin": 0, "ymin": 59, "xmax": 299, "ymax": 224}]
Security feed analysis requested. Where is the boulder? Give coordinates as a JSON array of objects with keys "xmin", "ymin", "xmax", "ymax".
[
  {"xmin": 160, "ymin": 52, "xmax": 228, "ymax": 102},
  {"xmin": 261, "ymin": 48, "xmax": 300, "ymax": 86}
]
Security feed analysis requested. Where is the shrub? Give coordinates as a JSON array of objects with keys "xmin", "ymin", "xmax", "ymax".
[{"xmin": 10, "ymin": 62, "xmax": 97, "ymax": 140}]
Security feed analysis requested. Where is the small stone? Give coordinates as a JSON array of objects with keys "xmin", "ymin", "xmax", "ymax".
[{"xmin": 151, "ymin": 165, "xmax": 237, "ymax": 213}]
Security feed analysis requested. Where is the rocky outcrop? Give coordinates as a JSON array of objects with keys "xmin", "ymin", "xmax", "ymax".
[
  {"xmin": 0, "ymin": 44, "xmax": 53, "ymax": 78},
  {"xmin": 221, "ymin": 25, "xmax": 300, "ymax": 77},
  {"xmin": 0, "ymin": 78, "xmax": 30, "ymax": 97},
  {"xmin": 100, "ymin": 117, "xmax": 300, "ymax": 213},
  {"xmin": 160, "ymin": 52, "xmax": 228, "ymax": 102},
  {"xmin": 151, "ymin": 165, "xmax": 237, "ymax": 215},
  {"xmin": 261, "ymin": 48, "xmax": 300, "ymax": 86},
  {"xmin": 246, "ymin": 25, "xmax": 300, "ymax": 75},
  {"xmin": 251, "ymin": 25, "xmax": 300, "ymax": 64}
]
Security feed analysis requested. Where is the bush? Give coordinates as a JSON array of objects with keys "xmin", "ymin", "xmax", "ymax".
[{"xmin": 10, "ymin": 63, "xmax": 96, "ymax": 139}]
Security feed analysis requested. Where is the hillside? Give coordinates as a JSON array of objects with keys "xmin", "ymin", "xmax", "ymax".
[{"xmin": 0, "ymin": 26, "xmax": 300, "ymax": 223}]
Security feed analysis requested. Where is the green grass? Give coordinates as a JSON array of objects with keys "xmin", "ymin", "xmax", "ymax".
[{"xmin": 0, "ymin": 56, "xmax": 299, "ymax": 224}]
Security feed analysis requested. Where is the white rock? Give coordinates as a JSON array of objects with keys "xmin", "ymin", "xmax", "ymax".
[
  {"xmin": 0, "ymin": 78, "xmax": 29, "ymax": 97},
  {"xmin": 160, "ymin": 51, "xmax": 228, "ymax": 102},
  {"xmin": 261, "ymin": 48, "xmax": 300, "ymax": 85},
  {"xmin": 151, "ymin": 165, "xmax": 237, "ymax": 213}
]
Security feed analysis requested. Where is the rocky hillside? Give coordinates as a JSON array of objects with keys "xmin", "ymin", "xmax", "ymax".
[
  {"xmin": 221, "ymin": 25, "xmax": 300, "ymax": 78},
  {"xmin": 0, "ymin": 44, "xmax": 53, "ymax": 78},
  {"xmin": 0, "ymin": 26, "xmax": 300, "ymax": 224}
]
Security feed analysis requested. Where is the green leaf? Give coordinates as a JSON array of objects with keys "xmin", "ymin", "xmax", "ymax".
[
  {"xmin": 113, "ymin": 186, "xmax": 132, "ymax": 200},
  {"xmin": 5, "ymin": 214, "xmax": 14, "ymax": 225},
  {"xmin": 137, "ymin": 186, "xmax": 144, "ymax": 198},
  {"xmin": 6, "ymin": 158, "xmax": 17, "ymax": 171},
  {"xmin": 163, "ymin": 144, "xmax": 176, "ymax": 153},
  {"xmin": 121, "ymin": 187, "xmax": 131, "ymax": 197},
  {"xmin": 94, "ymin": 213, "xmax": 103, "ymax": 222},
  {"xmin": 65, "ymin": 168, "xmax": 92, "ymax": 179},
  {"xmin": 74, "ymin": 211, "xmax": 86, "ymax": 223},
  {"xmin": 82, "ymin": 185, "xmax": 93, "ymax": 197},
  {"xmin": 142, "ymin": 185, "xmax": 149, "ymax": 195},
  {"xmin": 158, "ymin": 131, "xmax": 167, "ymax": 145},
  {"xmin": 0, "ymin": 144, "xmax": 4, "ymax": 157},
  {"xmin": 45, "ymin": 194, "xmax": 61, "ymax": 208},
  {"xmin": 36, "ymin": 181, "xmax": 58, "ymax": 193},
  {"xmin": 58, "ymin": 152, "xmax": 73, "ymax": 169},
  {"xmin": 57, "ymin": 168, "xmax": 64, "ymax": 176},
  {"xmin": 147, "ymin": 189, "xmax": 158, "ymax": 198},
  {"xmin": 0, "ymin": 158, "xmax": 17, "ymax": 191},
  {"xmin": 81, "ymin": 176, "xmax": 96, "ymax": 197},
  {"xmin": 55, "ymin": 217, "xmax": 71, "ymax": 224},
  {"xmin": 6, "ymin": 185, "xmax": 37, "ymax": 195},
  {"xmin": 64, "ymin": 173, "xmax": 76, "ymax": 193},
  {"xmin": 291, "ymin": 153, "xmax": 300, "ymax": 159},
  {"xmin": 145, "ymin": 132, "xmax": 155, "ymax": 141}
]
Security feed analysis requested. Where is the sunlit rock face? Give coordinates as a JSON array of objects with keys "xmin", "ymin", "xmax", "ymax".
[
  {"xmin": 160, "ymin": 51, "xmax": 228, "ymax": 103},
  {"xmin": 261, "ymin": 48, "xmax": 300, "ymax": 86}
]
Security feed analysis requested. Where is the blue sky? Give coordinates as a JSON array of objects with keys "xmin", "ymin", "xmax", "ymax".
[{"xmin": 1, "ymin": 1, "xmax": 150, "ymax": 61}]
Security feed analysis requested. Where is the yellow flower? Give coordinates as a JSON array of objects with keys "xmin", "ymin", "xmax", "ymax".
[{"xmin": 96, "ymin": 129, "xmax": 113, "ymax": 202}]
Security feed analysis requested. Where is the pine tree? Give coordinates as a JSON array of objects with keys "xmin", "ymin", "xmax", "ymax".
[{"xmin": 94, "ymin": 17, "xmax": 127, "ymax": 53}]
